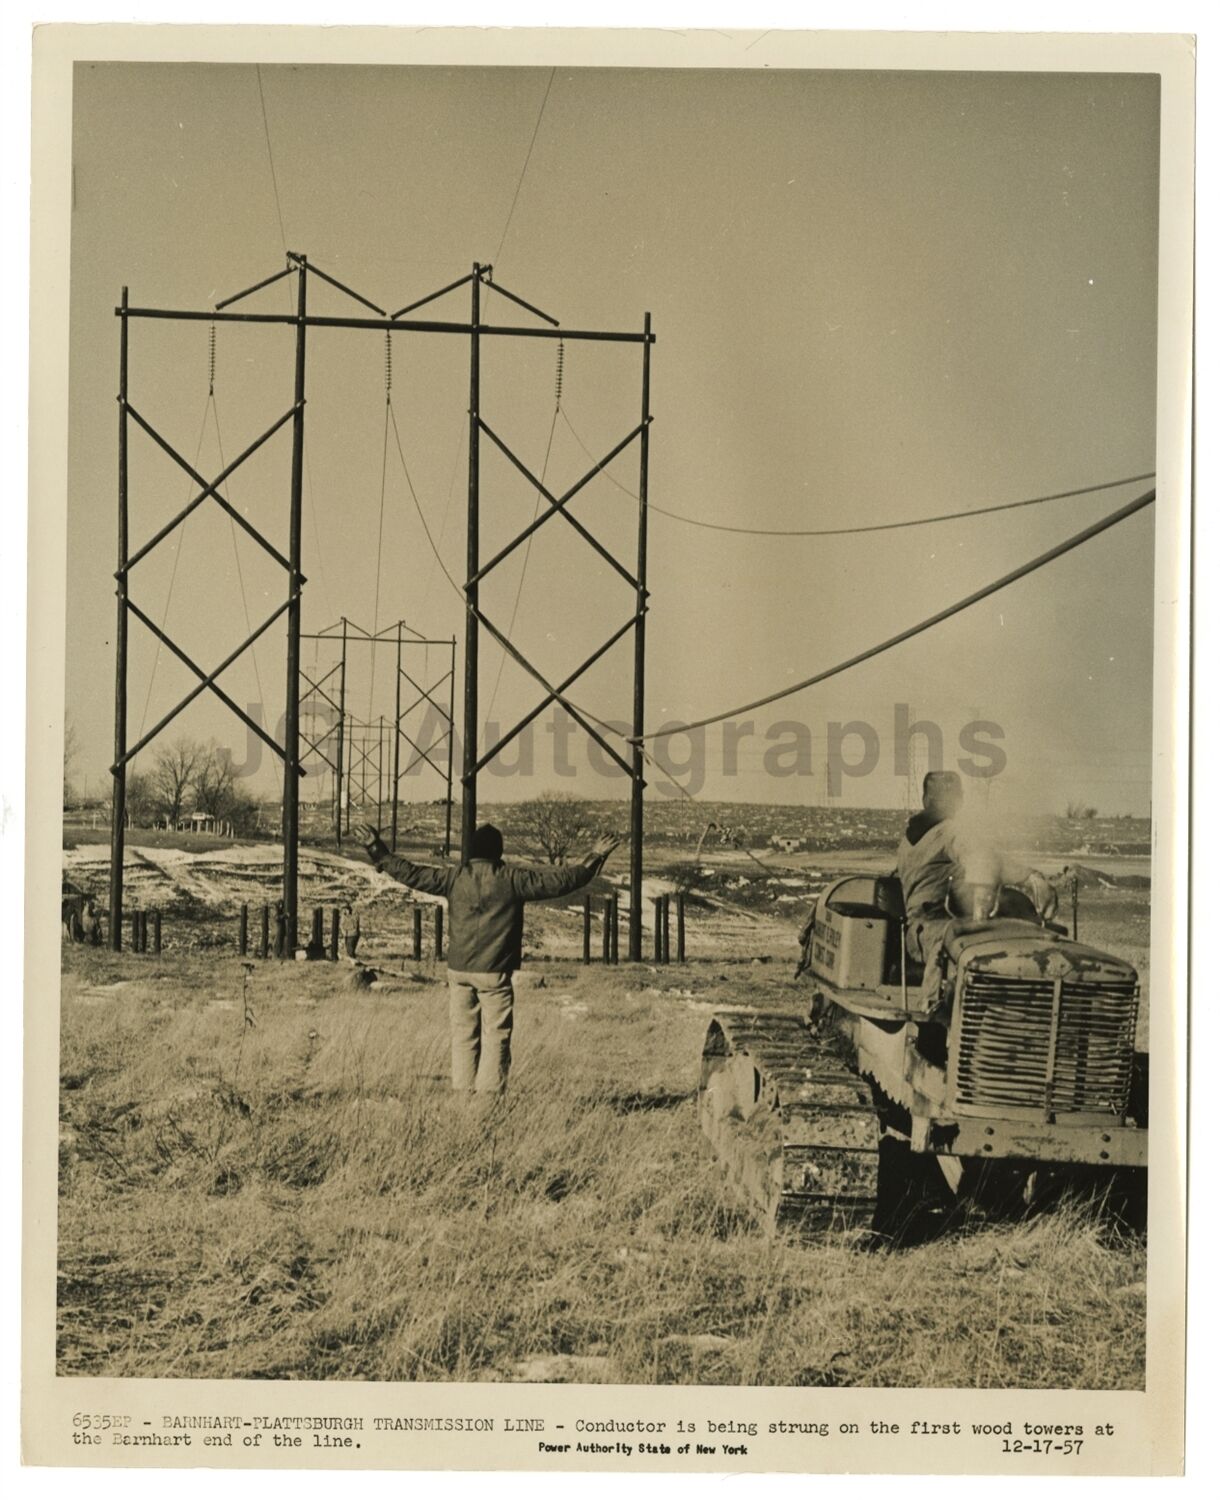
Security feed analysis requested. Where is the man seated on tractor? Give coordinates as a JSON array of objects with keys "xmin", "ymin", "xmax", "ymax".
[{"xmin": 897, "ymin": 770, "xmax": 1055, "ymax": 977}]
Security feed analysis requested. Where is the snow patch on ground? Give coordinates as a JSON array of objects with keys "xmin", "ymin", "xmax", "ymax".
[{"xmin": 62, "ymin": 841, "xmax": 431, "ymax": 914}]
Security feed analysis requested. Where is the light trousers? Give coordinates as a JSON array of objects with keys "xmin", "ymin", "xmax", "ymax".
[
  {"xmin": 907, "ymin": 914, "xmax": 951, "ymax": 1010},
  {"xmin": 446, "ymin": 969, "xmax": 515, "ymax": 1093}
]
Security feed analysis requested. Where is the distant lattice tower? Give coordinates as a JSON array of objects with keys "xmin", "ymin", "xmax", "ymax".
[{"xmin": 300, "ymin": 693, "xmax": 338, "ymax": 803}]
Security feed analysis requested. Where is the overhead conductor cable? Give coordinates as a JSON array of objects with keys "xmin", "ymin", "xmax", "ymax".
[{"xmin": 629, "ymin": 487, "xmax": 1156, "ymax": 742}]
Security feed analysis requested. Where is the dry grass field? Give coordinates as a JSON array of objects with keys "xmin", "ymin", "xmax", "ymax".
[{"xmin": 55, "ymin": 855, "xmax": 1149, "ymax": 1388}]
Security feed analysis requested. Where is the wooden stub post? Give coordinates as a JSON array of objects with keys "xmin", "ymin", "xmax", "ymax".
[
  {"xmin": 676, "ymin": 892, "xmax": 686, "ymax": 963},
  {"xmin": 151, "ymin": 910, "xmax": 162, "ymax": 955},
  {"xmin": 610, "ymin": 894, "xmax": 620, "ymax": 964},
  {"xmin": 238, "ymin": 903, "xmax": 249, "ymax": 956},
  {"xmin": 311, "ymin": 906, "xmax": 324, "ymax": 955},
  {"xmin": 582, "ymin": 895, "xmax": 592, "ymax": 964},
  {"xmin": 434, "ymin": 905, "xmax": 444, "ymax": 960},
  {"xmin": 329, "ymin": 907, "xmax": 340, "ymax": 961},
  {"xmin": 412, "ymin": 905, "xmax": 422, "ymax": 962},
  {"xmin": 602, "ymin": 897, "xmax": 612, "ymax": 963},
  {"xmin": 259, "ymin": 904, "xmax": 269, "ymax": 960},
  {"xmin": 274, "ymin": 910, "xmax": 286, "ymax": 960},
  {"xmin": 661, "ymin": 895, "xmax": 671, "ymax": 964},
  {"xmin": 653, "ymin": 898, "xmax": 663, "ymax": 962}
]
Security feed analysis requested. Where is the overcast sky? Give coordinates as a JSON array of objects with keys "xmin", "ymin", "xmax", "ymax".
[{"xmin": 64, "ymin": 61, "xmax": 1159, "ymax": 815}]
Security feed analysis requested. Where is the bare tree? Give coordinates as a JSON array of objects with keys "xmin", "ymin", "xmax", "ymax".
[
  {"xmin": 125, "ymin": 771, "xmax": 156, "ymax": 828},
  {"xmin": 192, "ymin": 743, "xmax": 236, "ymax": 818},
  {"xmin": 192, "ymin": 743, "xmax": 259, "ymax": 833},
  {"xmin": 517, "ymin": 792, "xmax": 596, "ymax": 864},
  {"xmin": 63, "ymin": 720, "xmax": 79, "ymax": 805},
  {"xmin": 152, "ymin": 736, "xmax": 203, "ymax": 827}
]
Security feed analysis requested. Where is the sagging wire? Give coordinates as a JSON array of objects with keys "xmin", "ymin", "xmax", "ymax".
[
  {"xmin": 558, "ymin": 405, "xmax": 1153, "ymax": 540},
  {"xmin": 205, "ymin": 322, "xmax": 267, "ymax": 716},
  {"xmin": 251, "ymin": 71, "xmax": 335, "ymax": 641},
  {"xmin": 134, "ymin": 400, "xmax": 211, "ymax": 756},
  {"xmin": 543, "ymin": 684, "xmax": 805, "ymax": 881},
  {"xmin": 388, "ymin": 402, "xmax": 459, "ymax": 597},
  {"xmin": 370, "ymin": 333, "xmax": 392, "ymax": 720},
  {"xmin": 629, "ymin": 487, "xmax": 1156, "ymax": 743},
  {"xmin": 493, "ymin": 67, "xmax": 557, "ymax": 270},
  {"xmin": 137, "ymin": 320, "xmax": 267, "ymax": 755}
]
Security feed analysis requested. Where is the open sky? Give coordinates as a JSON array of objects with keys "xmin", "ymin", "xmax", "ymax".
[{"xmin": 64, "ymin": 60, "xmax": 1160, "ymax": 816}]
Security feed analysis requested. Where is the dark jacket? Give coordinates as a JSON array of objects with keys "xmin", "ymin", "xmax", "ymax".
[{"xmin": 375, "ymin": 853, "xmax": 602, "ymax": 974}]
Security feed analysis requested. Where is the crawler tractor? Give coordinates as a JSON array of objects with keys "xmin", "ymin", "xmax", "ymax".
[{"xmin": 698, "ymin": 874, "xmax": 1148, "ymax": 1234}]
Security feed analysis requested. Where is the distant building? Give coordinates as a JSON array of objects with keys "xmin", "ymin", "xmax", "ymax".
[{"xmin": 770, "ymin": 835, "xmax": 804, "ymax": 854}]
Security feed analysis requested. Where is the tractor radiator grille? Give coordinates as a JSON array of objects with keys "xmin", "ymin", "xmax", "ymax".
[{"xmin": 953, "ymin": 969, "xmax": 1139, "ymax": 1117}]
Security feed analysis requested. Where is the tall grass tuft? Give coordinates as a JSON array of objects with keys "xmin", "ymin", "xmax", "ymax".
[{"xmin": 57, "ymin": 947, "xmax": 1146, "ymax": 1387}]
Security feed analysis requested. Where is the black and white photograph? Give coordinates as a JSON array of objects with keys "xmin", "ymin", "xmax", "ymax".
[{"xmin": 22, "ymin": 21, "xmax": 1193, "ymax": 1477}]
